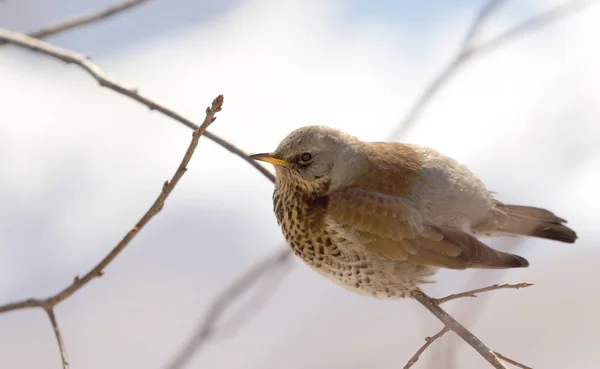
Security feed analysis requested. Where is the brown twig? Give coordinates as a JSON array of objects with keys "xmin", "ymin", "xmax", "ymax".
[
  {"xmin": 432, "ymin": 282, "xmax": 534, "ymax": 305},
  {"xmin": 404, "ymin": 326, "xmax": 450, "ymax": 369},
  {"xmin": 44, "ymin": 307, "xmax": 70, "ymax": 369},
  {"xmin": 388, "ymin": 0, "xmax": 597, "ymax": 140},
  {"xmin": 164, "ymin": 248, "xmax": 291, "ymax": 369},
  {"xmin": 0, "ymin": 0, "xmax": 152, "ymax": 46},
  {"xmin": 0, "ymin": 94, "xmax": 223, "ymax": 314},
  {"xmin": 412, "ymin": 290, "xmax": 510, "ymax": 369},
  {"xmin": 0, "ymin": 94, "xmax": 222, "ymax": 368},
  {"xmin": 495, "ymin": 352, "xmax": 533, "ymax": 369},
  {"xmin": 0, "ymin": 29, "xmax": 275, "ymax": 184}
]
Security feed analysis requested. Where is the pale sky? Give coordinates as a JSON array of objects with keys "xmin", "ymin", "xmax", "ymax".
[{"xmin": 1, "ymin": 1, "xmax": 599, "ymax": 368}]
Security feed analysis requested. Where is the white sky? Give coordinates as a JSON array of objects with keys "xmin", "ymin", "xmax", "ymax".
[{"xmin": 1, "ymin": 0, "xmax": 599, "ymax": 368}]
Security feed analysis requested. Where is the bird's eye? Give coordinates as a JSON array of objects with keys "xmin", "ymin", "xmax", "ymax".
[{"xmin": 297, "ymin": 152, "xmax": 312, "ymax": 165}]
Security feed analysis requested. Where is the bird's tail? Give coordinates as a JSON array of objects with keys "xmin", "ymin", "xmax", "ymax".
[{"xmin": 475, "ymin": 203, "xmax": 578, "ymax": 244}]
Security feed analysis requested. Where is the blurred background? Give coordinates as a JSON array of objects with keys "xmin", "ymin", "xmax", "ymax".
[{"xmin": 1, "ymin": 0, "xmax": 599, "ymax": 368}]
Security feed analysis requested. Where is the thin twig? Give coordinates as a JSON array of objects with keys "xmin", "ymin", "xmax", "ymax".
[
  {"xmin": 164, "ymin": 248, "xmax": 291, "ymax": 369},
  {"xmin": 0, "ymin": 95, "xmax": 223, "ymax": 315},
  {"xmin": 495, "ymin": 352, "xmax": 533, "ymax": 369},
  {"xmin": 404, "ymin": 326, "xmax": 450, "ymax": 369},
  {"xmin": 44, "ymin": 307, "xmax": 70, "ymax": 369},
  {"xmin": 432, "ymin": 282, "xmax": 533, "ymax": 305},
  {"xmin": 388, "ymin": 0, "xmax": 596, "ymax": 140},
  {"xmin": 0, "ymin": 29, "xmax": 275, "ymax": 184},
  {"xmin": 0, "ymin": 0, "xmax": 152, "ymax": 46},
  {"xmin": 412, "ymin": 290, "xmax": 510, "ymax": 369}
]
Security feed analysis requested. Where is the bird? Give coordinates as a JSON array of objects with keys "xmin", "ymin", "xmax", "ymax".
[{"xmin": 249, "ymin": 125, "xmax": 577, "ymax": 299}]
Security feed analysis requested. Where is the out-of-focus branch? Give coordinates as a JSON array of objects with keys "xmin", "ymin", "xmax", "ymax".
[
  {"xmin": 44, "ymin": 307, "xmax": 70, "ymax": 369},
  {"xmin": 461, "ymin": 0, "xmax": 505, "ymax": 48},
  {"xmin": 476, "ymin": 0, "xmax": 597, "ymax": 55},
  {"xmin": 164, "ymin": 248, "xmax": 291, "ymax": 369},
  {"xmin": 0, "ymin": 29, "xmax": 275, "ymax": 184},
  {"xmin": 432, "ymin": 282, "xmax": 533, "ymax": 305},
  {"xmin": 0, "ymin": 94, "xmax": 224, "ymax": 316},
  {"xmin": 0, "ymin": 0, "xmax": 152, "ymax": 46},
  {"xmin": 388, "ymin": 0, "xmax": 597, "ymax": 140},
  {"xmin": 404, "ymin": 326, "xmax": 450, "ymax": 369}
]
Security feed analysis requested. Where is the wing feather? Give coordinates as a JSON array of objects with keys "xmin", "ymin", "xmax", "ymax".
[{"xmin": 328, "ymin": 188, "xmax": 529, "ymax": 270}]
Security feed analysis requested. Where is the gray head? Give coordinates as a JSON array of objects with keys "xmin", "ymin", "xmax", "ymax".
[{"xmin": 250, "ymin": 125, "xmax": 365, "ymax": 194}]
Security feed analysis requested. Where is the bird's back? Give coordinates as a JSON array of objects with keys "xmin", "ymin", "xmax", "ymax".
[{"xmin": 363, "ymin": 142, "xmax": 495, "ymax": 231}]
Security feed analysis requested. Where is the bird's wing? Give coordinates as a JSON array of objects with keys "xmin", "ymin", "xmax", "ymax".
[{"xmin": 327, "ymin": 188, "xmax": 528, "ymax": 269}]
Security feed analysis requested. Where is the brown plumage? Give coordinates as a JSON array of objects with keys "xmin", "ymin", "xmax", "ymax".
[{"xmin": 250, "ymin": 126, "xmax": 577, "ymax": 298}]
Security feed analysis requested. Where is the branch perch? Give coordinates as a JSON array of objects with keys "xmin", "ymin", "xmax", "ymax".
[
  {"xmin": 412, "ymin": 290, "xmax": 510, "ymax": 369},
  {"xmin": 409, "ymin": 282, "xmax": 534, "ymax": 369}
]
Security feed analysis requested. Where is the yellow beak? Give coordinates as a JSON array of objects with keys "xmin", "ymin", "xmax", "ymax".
[{"xmin": 249, "ymin": 153, "xmax": 289, "ymax": 167}]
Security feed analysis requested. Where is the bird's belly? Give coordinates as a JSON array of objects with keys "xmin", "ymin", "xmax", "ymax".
[{"xmin": 288, "ymin": 224, "xmax": 437, "ymax": 299}]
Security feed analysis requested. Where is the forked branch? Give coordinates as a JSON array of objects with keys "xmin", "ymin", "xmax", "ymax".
[
  {"xmin": 389, "ymin": 0, "xmax": 597, "ymax": 140},
  {"xmin": 0, "ymin": 95, "xmax": 224, "ymax": 368},
  {"xmin": 408, "ymin": 283, "xmax": 534, "ymax": 369}
]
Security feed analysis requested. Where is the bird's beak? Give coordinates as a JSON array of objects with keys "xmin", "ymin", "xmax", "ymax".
[{"xmin": 249, "ymin": 153, "xmax": 289, "ymax": 167}]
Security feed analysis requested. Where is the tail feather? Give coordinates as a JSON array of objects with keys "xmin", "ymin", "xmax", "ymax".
[{"xmin": 480, "ymin": 203, "xmax": 578, "ymax": 244}]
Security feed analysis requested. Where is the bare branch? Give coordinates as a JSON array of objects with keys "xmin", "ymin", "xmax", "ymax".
[
  {"xmin": 461, "ymin": 0, "xmax": 506, "ymax": 49},
  {"xmin": 164, "ymin": 248, "xmax": 291, "ymax": 369},
  {"xmin": 495, "ymin": 352, "xmax": 533, "ymax": 369},
  {"xmin": 476, "ymin": 0, "xmax": 598, "ymax": 55},
  {"xmin": 0, "ymin": 0, "xmax": 152, "ymax": 46},
  {"xmin": 44, "ymin": 307, "xmax": 70, "ymax": 369},
  {"xmin": 0, "ymin": 0, "xmax": 592, "ymax": 366},
  {"xmin": 432, "ymin": 282, "xmax": 533, "ymax": 305},
  {"xmin": 404, "ymin": 326, "xmax": 450, "ymax": 369},
  {"xmin": 388, "ymin": 0, "xmax": 596, "ymax": 141},
  {"xmin": 0, "ymin": 29, "xmax": 275, "ymax": 184},
  {"xmin": 0, "ymin": 95, "xmax": 223, "ymax": 314},
  {"xmin": 412, "ymin": 290, "xmax": 511, "ymax": 369},
  {"xmin": 212, "ymin": 255, "xmax": 292, "ymax": 342}
]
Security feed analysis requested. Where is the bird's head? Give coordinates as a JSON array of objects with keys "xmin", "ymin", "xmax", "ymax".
[{"xmin": 250, "ymin": 125, "xmax": 365, "ymax": 196}]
